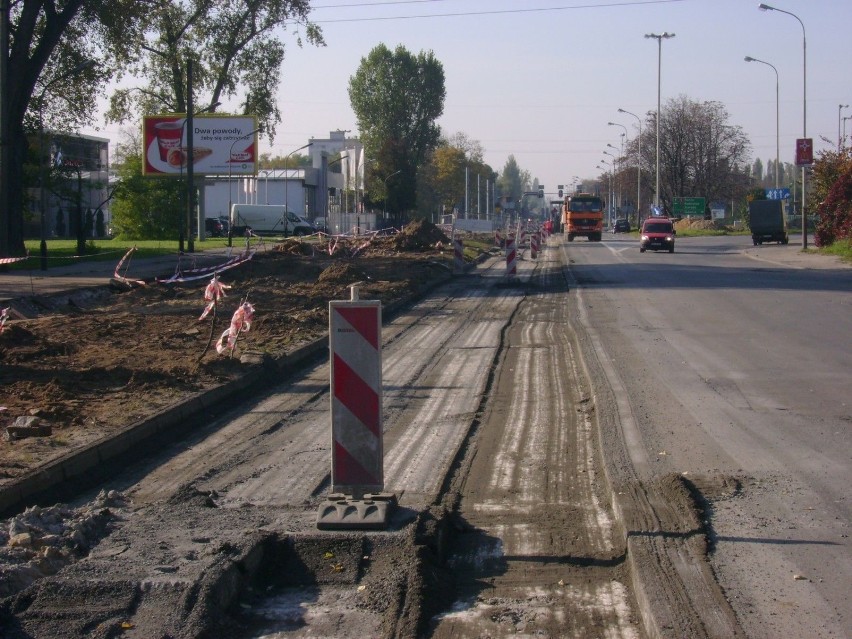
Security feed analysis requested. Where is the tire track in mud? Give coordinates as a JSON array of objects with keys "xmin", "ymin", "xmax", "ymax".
[{"xmin": 428, "ymin": 248, "xmax": 643, "ymax": 638}]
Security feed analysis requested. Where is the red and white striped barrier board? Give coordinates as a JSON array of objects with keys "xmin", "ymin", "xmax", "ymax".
[
  {"xmin": 505, "ymin": 237, "xmax": 517, "ymax": 276},
  {"xmin": 453, "ymin": 238, "xmax": 464, "ymax": 274},
  {"xmin": 329, "ymin": 299, "xmax": 384, "ymax": 495},
  {"xmin": 530, "ymin": 232, "xmax": 539, "ymax": 260}
]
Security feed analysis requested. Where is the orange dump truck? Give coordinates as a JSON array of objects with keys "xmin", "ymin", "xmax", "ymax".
[{"xmin": 562, "ymin": 193, "xmax": 604, "ymax": 241}]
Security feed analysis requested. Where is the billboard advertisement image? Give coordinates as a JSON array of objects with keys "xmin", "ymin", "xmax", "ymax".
[{"xmin": 142, "ymin": 115, "xmax": 258, "ymax": 176}]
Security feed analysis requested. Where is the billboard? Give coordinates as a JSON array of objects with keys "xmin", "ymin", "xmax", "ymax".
[{"xmin": 142, "ymin": 114, "xmax": 258, "ymax": 176}]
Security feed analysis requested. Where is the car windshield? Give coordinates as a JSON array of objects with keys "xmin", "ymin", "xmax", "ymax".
[{"xmin": 644, "ymin": 223, "xmax": 672, "ymax": 233}]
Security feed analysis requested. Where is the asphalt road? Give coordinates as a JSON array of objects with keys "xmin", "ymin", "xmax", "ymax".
[
  {"xmin": 562, "ymin": 233, "xmax": 852, "ymax": 639},
  {"xmin": 4, "ymin": 233, "xmax": 848, "ymax": 638}
]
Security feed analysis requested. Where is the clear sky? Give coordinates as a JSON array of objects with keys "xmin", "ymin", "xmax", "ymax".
[{"xmin": 90, "ymin": 0, "xmax": 852, "ymax": 194}]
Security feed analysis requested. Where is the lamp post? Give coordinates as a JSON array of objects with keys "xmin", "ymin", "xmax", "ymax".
[
  {"xmin": 617, "ymin": 108, "xmax": 643, "ymax": 224},
  {"xmin": 839, "ymin": 104, "xmax": 849, "ymax": 148},
  {"xmin": 283, "ymin": 142, "xmax": 313, "ymax": 237},
  {"xmin": 744, "ymin": 56, "xmax": 780, "ymax": 190},
  {"xmin": 381, "ymin": 169, "xmax": 401, "ymax": 223},
  {"xmin": 604, "ymin": 150, "xmax": 619, "ymax": 222},
  {"xmin": 227, "ymin": 127, "xmax": 260, "ymax": 246},
  {"xmin": 608, "ymin": 123, "xmax": 627, "ymax": 220},
  {"xmin": 599, "ymin": 159, "xmax": 613, "ymax": 225},
  {"xmin": 645, "ymin": 32, "xmax": 675, "ymax": 210},
  {"xmin": 759, "ymin": 3, "xmax": 807, "ymax": 247}
]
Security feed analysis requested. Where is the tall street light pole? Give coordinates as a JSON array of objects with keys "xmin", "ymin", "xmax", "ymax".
[
  {"xmin": 283, "ymin": 142, "xmax": 313, "ymax": 237},
  {"xmin": 618, "ymin": 108, "xmax": 642, "ymax": 224},
  {"xmin": 744, "ymin": 56, "xmax": 780, "ymax": 190},
  {"xmin": 599, "ymin": 158, "xmax": 613, "ymax": 225},
  {"xmin": 606, "ymin": 145, "xmax": 622, "ymax": 220},
  {"xmin": 839, "ymin": 104, "xmax": 849, "ymax": 148},
  {"xmin": 759, "ymin": 4, "xmax": 807, "ymax": 248},
  {"xmin": 645, "ymin": 32, "xmax": 675, "ymax": 211}
]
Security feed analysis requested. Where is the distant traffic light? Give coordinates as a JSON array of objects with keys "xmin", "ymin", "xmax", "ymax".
[
  {"xmin": 558, "ymin": 188, "xmax": 563, "ymax": 198},
  {"xmin": 538, "ymin": 188, "xmax": 544, "ymax": 198}
]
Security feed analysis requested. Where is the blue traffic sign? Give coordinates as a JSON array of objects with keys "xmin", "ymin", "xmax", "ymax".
[{"xmin": 765, "ymin": 188, "xmax": 791, "ymax": 200}]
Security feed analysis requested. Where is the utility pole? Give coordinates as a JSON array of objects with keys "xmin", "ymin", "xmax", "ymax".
[
  {"xmin": 186, "ymin": 58, "xmax": 195, "ymax": 253},
  {"xmin": 0, "ymin": 0, "xmax": 9, "ymax": 257}
]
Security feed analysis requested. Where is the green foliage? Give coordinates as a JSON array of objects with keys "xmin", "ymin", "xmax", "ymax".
[
  {"xmin": 111, "ymin": 154, "xmax": 185, "ymax": 240},
  {"xmin": 3, "ymin": 0, "xmax": 146, "ymax": 255},
  {"xmin": 349, "ymin": 44, "xmax": 446, "ymax": 215},
  {"xmin": 498, "ymin": 156, "xmax": 524, "ymax": 202},
  {"xmin": 105, "ymin": 0, "xmax": 323, "ymax": 141}
]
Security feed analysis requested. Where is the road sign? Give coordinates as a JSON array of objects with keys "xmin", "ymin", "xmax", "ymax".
[
  {"xmin": 672, "ymin": 197, "xmax": 705, "ymax": 217},
  {"xmin": 765, "ymin": 188, "xmax": 791, "ymax": 200}
]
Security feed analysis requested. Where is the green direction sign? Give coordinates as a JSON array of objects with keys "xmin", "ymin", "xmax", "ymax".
[{"xmin": 672, "ymin": 197, "xmax": 705, "ymax": 217}]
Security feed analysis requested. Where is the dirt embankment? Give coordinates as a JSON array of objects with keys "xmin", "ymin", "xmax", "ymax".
[{"xmin": 0, "ymin": 221, "xmax": 464, "ymax": 486}]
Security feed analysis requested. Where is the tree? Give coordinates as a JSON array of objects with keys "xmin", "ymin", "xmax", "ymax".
[
  {"xmin": 497, "ymin": 155, "xmax": 524, "ymax": 204},
  {"xmin": 258, "ymin": 152, "xmax": 311, "ymax": 169},
  {"xmin": 811, "ymin": 147, "xmax": 852, "ymax": 247},
  {"xmin": 642, "ymin": 96, "xmax": 751, "ymax": 211},
  {"xmin": 2, "ymin": 0, "xmax": 143, "ymax": 256},
  {"xmin": 752, "ymin": 158, "xmax": 764, "ymax": 183},
  {"xmin": 106, "ymin": 0, "xmax": 323, "ymax": 142},
  {"xmin": 417, "ymin": 135, "xmax": 496, "ymax": 219},
  {"xmin": 111, "ymin": 153, "xmax": 184, "ymax": 240},
  {"xmin": 348, "ymin": 43, "xmax": 446, "ymax": 219}
]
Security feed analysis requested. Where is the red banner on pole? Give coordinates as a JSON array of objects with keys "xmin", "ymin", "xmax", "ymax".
[{"xmin": 795, "ymin": 138, "xmax": 813, "ymax": 166}]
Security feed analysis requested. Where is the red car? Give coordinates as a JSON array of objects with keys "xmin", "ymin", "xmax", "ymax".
[{"xmin": 639, "ymin": 217, "xmax": 675, "ymax": 253}]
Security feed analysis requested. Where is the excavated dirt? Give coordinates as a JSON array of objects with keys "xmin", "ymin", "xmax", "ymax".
[{"xmin": 0, "ymin": 221, "xmax": 460, "ymax": 488}]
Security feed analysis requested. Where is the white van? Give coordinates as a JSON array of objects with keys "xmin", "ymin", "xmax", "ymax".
[{"xmin": 230, "ymin": 204, "xmax": 314, "ymax": 237}]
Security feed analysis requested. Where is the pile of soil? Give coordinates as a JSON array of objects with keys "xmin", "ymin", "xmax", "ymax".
[
  {"xmin": 674, "ymin": 219, "xmax": 726, "ymax": 231},
  {"xmin": 0, "ymin": 222, "xmax": 456, "ymax": 486}
]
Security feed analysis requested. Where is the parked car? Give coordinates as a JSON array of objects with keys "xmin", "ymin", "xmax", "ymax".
[
  {"xmin": 205, "ymin": 217, "xmax": 224, "ymax": 237},
  {"xmin": 612, "ymin": 219, "xmax": 630, "ymax": 233},
  {"xmin": 639, "ymin": 217, "xmax": 676, "ymax": 253}
]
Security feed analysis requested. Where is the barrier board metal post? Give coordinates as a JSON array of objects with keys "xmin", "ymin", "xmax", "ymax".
[
  {"xmin": 530, "ymin": 231, "xmax": 539, "ymax": 260},
  {"xmin": 317, "ymin": 285, "xmax": 396, "ymax": 529}
]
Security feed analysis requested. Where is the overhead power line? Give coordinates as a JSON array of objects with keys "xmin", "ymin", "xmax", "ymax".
[{"xmin": 309, "ymin": 0, "xmax": 687, "ymax": 23}]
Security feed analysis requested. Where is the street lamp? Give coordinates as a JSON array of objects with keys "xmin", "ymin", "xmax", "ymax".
[
  {"xmin": 227, "ymin": 127, "xmax": 261, "ymax": 245},
  {"xmin": 618, "ymin": 108, "xmax": 643, "ymax": 224},
  {"xmin": 645, "ymin": 32, "xmax": 675, "ymax": 210},
  {"xmin": 36, "ymin": 60, "xmax": 97, "ymax": 270},
  {"xmin": 283, "ymin": 142, "xmax": 313, "ymax": 237},
  {"xmin": 599, "ymin": 158, "xmax": 614, "ymax": 225},
  {"xmin": 381, "ymin": 170, "xmax": 401, "ymax": 223},
  {"xmin": 759, "ymin": 3, "xmax": 807, "ymax": 247},
  {"xmin": 603, "ymin": 151, "xmax": 618, "ymax": 222},
  {"xmin": 839, "ymin": 104, "xmax": 849, "ymax": 148},
  {"xmin": 744, "ymin": 56, "xmax": 780, "ymax": 190}
]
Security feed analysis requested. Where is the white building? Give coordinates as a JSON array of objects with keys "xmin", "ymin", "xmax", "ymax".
[{"xmin": 199, "ymin": 130, "xmax": 379, "ymax": 235}]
